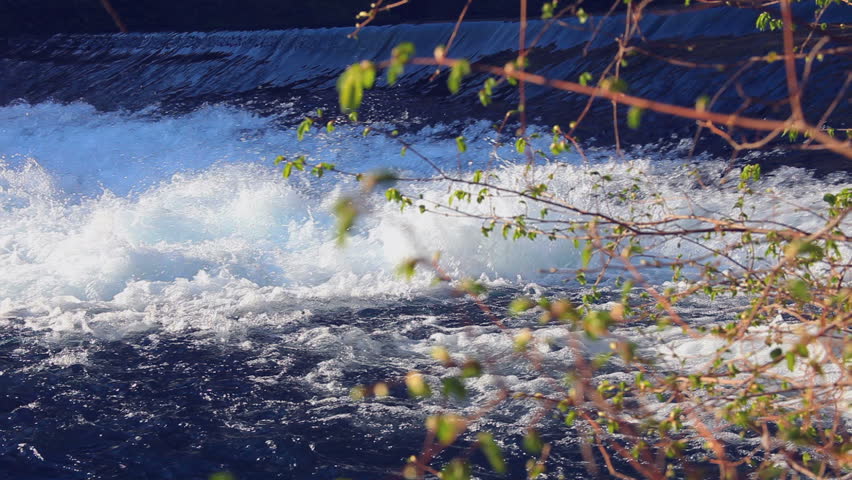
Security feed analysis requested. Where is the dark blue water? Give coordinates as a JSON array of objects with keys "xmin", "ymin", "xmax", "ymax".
[{"xmin": 1, "ymin": 293, "xmax": 618, "ymax": 479}]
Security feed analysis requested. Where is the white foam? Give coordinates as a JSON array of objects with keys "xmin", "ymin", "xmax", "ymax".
[{"xmin": 0, "ymin": 102, "xmax": 848, "ymax": 340}]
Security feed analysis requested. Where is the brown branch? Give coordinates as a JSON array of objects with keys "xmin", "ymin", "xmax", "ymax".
[
  {"xmin": 349, "ymin": 0, "xmax": 410, "ymax": 38},
  {"xmin": 99, "ymin": 0, "xmax": 127, "ymax": 33},
  {"xmin": 400, "ymin": 56, "xmax": 852, "ymax": 159},
  {"xmin": 428, "ymin": 0, "xmax": 474, "ymax": 81},
  {"xmin": 519, "ymin": 0, "xmax": 529, "ymax": 135},
  {"xmin": 781, "ymin": 0, "xmax": 804, "ymax": 121}
]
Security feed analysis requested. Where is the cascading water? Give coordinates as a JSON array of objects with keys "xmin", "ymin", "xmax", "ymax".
[{"xmin": 0, "ymin": 6, "xmax": 850, "ymax": 480}]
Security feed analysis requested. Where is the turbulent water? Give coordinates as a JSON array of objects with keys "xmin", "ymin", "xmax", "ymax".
[{"xmin": 1, "ymin": 7, "xmax": 850, "ymax": 480}]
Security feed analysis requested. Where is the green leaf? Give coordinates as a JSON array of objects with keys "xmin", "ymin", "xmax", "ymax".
[
  {"xmin": 461, "ymin": 360, "xmax": 482, "ymax": 378},
  {"xmin": 541, "ymin": 2, "xmax": 554, "ymax": 19},
  {"xmin": 442, "ymin": 377, "xmax": 467, "ymax": 400},
  {"xmin": 332, "ymin": 197, "xmax": 358, "ymax": 246},
  {"xmin": 509, "ymin": 297, "xmax": 536, "ymax": 315},
  {"xmin": 627, "ymin": 107, "xmax": 643, "ymax": 129},
  {"xmin": 785, "ymin": 351, "xmax": 796, "ymax": 372},
  {"xmin": 581, "ymin": 243, "xmax": 593, "ymax": 268},
  {"xmin": 448, "ymin": 60, "xmax": 472, "ymax": 94},
  {"xmin": 360, "ymin": 169, "xmax": 399, "ymax": 191},
  {"xmin": 311, "ymin": 162, "xmax": 334, "ymax": 178},
  {"xmin": 387, "ymin": 43, "xmax": 415, "ymax": 86},
  {"xmin": 514, "ymin": 328, "xmax": 533, "ymax": 352},
  {"xmin": 361, "ymin": 65, "xmax": 376, "ymax": 88},
  {"xmin": 441, "ymin": 459, "xmax": 470, "ymax": 480},
  {"xmin": 432, "ymin": 346, "xmax": 451, "ymax": 364},
  {"xmin": 550, "ymin": 137, "xmax": 568, "ymax": 155},
  {"xmin": 460, "ymin": 279, "xmax": 487, "ymax": 296},
  {"xmin": 784, "ymin": 129, "xmax": 799, "ymax": 142},
  {"xmin": 456, "ymin": 136, "xmax": 467, "ymax": 153},
  {"xmin": 601, "ymin": 77, "xmax": 628, "ymax": 93},
  {"xmin": 337, "ymin": 67, "xmax": 363, "ymax": 112},
  {"xmin": 484, "ymin": 77, "xmax": 496, "ymax": 95},
  {"xmin": 478, "ymin": 89, "xmax": 492, "ymax": 106},
  {"xmin": 337, "ymin": 61, "xmax": 376, "ymax": 112},
  {"xmin": 394, "ymin": 42, "xmax": 415, "ymax": 60},
  {"xmin": 431, "ymin": 415, "xmax": 464, "ymax": 445},
  {"xmin": 405, "ymin": 371, "xmax": 431, "ymax": 397},
  {"xmin": 756, "ymin": 12, "xmax": 771, "ymax": 31},
  {"xmin": 564, "ymin": 410, "xmax": 577, "ymax": 426},
  {"xmin": 209, "ymin": 473, "xmax": 236, "ymax": 480},
  {"xmin": 579, "ymin": 72, "xmax": 593, "ymax": 87},
  {"xmin": 523, "ymin": 430, "xmax": 543, "ymax": 454},
  {"xmin": 283, "ymin": 163, "xmax": 293, "ymax": 178},
  {"xmin": 788, "ymin": 279, "xmax": 811, "ymax": 303},
  {"xmin": 478, "ymin": 433, "xmax": 507, "ymax": 474},
  {"xmin": 387, "ymin": 64, "xmax": 404, "ymax": 86},
  {"xmin": 293, "ymin": 156, "xmax": 306, "ymax": 170},
  {"xmin": 395, "ymin": 258, "xmax": 418, "ymax": 280},
  {"xmin": 515, "ymin": 137, "xmax": 527, "ymax": 153},
  {"xmin": 528, "ymin": 462, "xmax": 545, "ymax": 479},
  {"xmin": 583, "ymin": 311, "xmax": 612, "ymax": 339},
  {"xmin": 297, "ymin": 118, "xmax": 313, "ymax": 141},
  {"xmin": 740, "ymin": 164, "xmax": 761, "ymax": 182}
]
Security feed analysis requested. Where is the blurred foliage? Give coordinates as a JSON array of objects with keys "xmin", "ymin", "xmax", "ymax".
[{"xmin": 273, "ymin": 0, "xmax": 852, "ymax": 478}]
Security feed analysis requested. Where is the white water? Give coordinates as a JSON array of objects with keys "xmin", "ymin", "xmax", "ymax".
[{"xmin": 0, "ymin": 102, "xmax": 848, "ymax": 341}]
